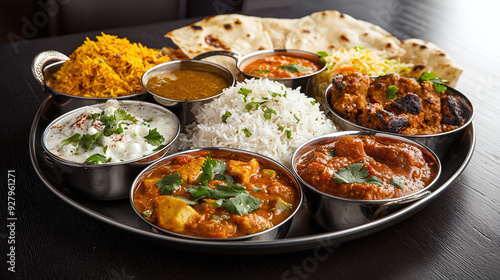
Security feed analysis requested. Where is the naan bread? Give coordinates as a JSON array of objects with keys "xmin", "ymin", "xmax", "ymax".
[
  {"xmin": 165, "ymin": 14, "xmax": 273, "ymax": 58},
  {"xmin": 399, "ymin": 38, "xmax": 462, "ymax": 87},
  {"xmin": 261, "ymin": 18, "xmax": 298, "ymax": 49},
  {"xmin": 284, "ymin": 10, "xmax": 405, "ymax": 58}
]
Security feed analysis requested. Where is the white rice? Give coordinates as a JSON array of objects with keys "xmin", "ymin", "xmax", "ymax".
[{"xmin": 177, "ymin": 78, "xmax": 337, "ymax": 167}]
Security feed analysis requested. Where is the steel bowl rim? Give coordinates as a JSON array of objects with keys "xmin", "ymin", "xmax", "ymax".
[
  {"xmin": 236, "ymin": 49, "xmax": 327, "ymax": 81},
  {"xmin": 43, "ymin": 61, "xmax": 148, "ymax": 101},
  {"xmin": 130, "ymin": 146, "xmax": 304, "ymax": 241},
  {"xmin": 141, "ymin": 59, "xmax": 236, "ymax": 103},
  {"xmin": 41, "ymin": 100, "xmax": 181, "ymax": 168},
  {"xmin": 291, "ymin": 130, "xmax": 442, "ymax": 204},
  {"xmin": 324, "ymin": 83, "xmax": 475, "ymax": 139}
]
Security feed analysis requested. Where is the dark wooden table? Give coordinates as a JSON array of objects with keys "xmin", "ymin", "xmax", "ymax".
[{"xmin": 1, "ymin": 0, "xmax": 499, "ymax": 279}]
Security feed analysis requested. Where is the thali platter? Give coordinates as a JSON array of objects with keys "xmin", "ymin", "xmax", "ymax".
[{"xmin": 30, "ymin": 95, "xmax": 475, "ymax": 254}]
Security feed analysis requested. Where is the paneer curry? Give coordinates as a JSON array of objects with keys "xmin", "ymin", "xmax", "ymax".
[{"xmin": 133, "ymin": 150, "xmax": 300, "ymax": 238}]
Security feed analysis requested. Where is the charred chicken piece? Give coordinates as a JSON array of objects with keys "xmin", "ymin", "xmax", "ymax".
[
  {"xmin": 441, "ymin": 95, "xmax": 470, "ymax": 126},
  {"xmin": 389, "ymin": 94, "xmax": 422, "ymax": 114},
  {"xmin": 358, "ymin": 103, "xmax": 409, "ymax": 133}
]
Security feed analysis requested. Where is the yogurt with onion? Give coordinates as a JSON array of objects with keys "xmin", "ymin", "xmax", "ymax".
[{"xmin": 44, "ymin": 99, "xmax": 179, "ymax": 164}]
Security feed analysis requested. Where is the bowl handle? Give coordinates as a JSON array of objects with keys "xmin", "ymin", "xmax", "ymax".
[
  {"xmin": 31, "ymin": 50, "xmax": 69, "ymax": 91},
  {"xmin": 192, "ymin": 50, "xmax": 241, "ymax": 62},
  {"xmin": 371, "ymin": 190, "xmax": 432, "ymax": 219}
]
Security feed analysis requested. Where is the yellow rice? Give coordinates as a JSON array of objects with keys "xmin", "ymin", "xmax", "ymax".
[{"xmin": 48, "ymin": 33, "xmax": 171, "ymax": 97}]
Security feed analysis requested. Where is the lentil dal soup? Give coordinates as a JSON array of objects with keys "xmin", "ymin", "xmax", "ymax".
[{"xmin": 145, "ymin": 69, "xmax": 231, "ymax": 100}]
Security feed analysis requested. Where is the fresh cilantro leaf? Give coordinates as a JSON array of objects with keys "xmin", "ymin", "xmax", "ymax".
[
  {"xmin": 386, "ymin": 85, "xmax": 398, "ymax": 101},
  {"xmin": 242, "ymin": 128, "xmax": 252, "ymax": 137},
  {"xmin": 263, "ymin": 107, "xmax": 277, "ymax": 119},
  {"xmin": 245, "ymin": 101, "xmax": 265, "ymax": 111},
  {"xmin": 198, "ymin": 157, "xmax": 227, "ymax": 186},
  {"xmin": 153, "ymin": 144, "xmax": 166, "ymax": 152},
  {"xmin": 222, "ymin": 194, "xmax": 262, "ymax": 215},
  {"xmin": 238, "ymin": 87, "xmax": 252, "ymax": 102},
  {"xmin": 278, "ymin": 126, "xmax": 285, "ymax": 131},
  {"xmin": 144, "ymin": 128, "xmax": 165, "ymax": 146},
  {"xmin": 83, "ymin": 153, "xmax": 110, "ymax": 164},
  {"xmin": 330, "ymin": 151, "xmax": 337, "ymax": 157},
  {"xmin": 253, "ymin": 187, "xmax": 262, "ymax": 192},
  {"xmin": 155, "ymin": 173, "xmax": 184, "ymax": 195},
  {"xmin": 213, "ymin": 173, "xmax": 234, "ymax": 185},
  {"xmin": 253, "ymin": 69, "xmax": 270, "ymax": 74},
  {"xmin": 418, "ymin": 71, "xmax": 447, "ymax": 93},
  {"xmin": 317, "ymin": 51, "xmax": 329, "ymax": 61},
  {"xmin": 167, "ymin": 196, "xmax": 197, "ymax": 205},
  {"xmin": 268, "ymin": 90, "xmax": 281, "ymax": 98},
  {"xmin": 333, "ymin": 162, "xmax": 382, "ymax": 186},
  {"xmin": 61, "ymin": 133, "xmax": 81, "ymax": 147},
  {"xmin": 364, "ymin": 176, "xmax": 383, "ymax": 186},
  {"xmin": 418, "ymin": 71, "xmax": 438, "ymax": 82},
  {"xmin": 277, "ymin": 64, "xmax": 313, "ymax": 73},
  {"xmin": 390, "ymin": 177, "xmax": 406, "ymax": 189},
  {"xmin": 433, "ymin": 82, "xmax": 447, "ymax": 93},
  {"xmin": 114, "ymin": 108, "xmax": 136, "ymax": 122},
  {"xmin": 89, "ymin": 113, "xmax": 101, "ymax": 121},
  {"xmin": 221, "ymin": 111, "xmax": 232, "ymax": 123},
  {"xmin": 79, "ymin": 133, "xmax": 102, "ymax": 152},
  {"xmin": 103, "ymin": 145, "xmax": 108, "ymax": 154},
  {"xmin": 102, "ymin": 108, "xmax": 136, "ymax": 136}
]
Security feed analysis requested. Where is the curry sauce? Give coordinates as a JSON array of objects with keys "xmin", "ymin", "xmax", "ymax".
[
  {"xmin": 243, "ymin": 54, "xmax": 320, "ymax": 78},
  {"xmin": 133, "ymin": 151, "xmax": 299, "ymax": 238},
  {"xmin": 296, "ymin": 135, "xmax": 439, "ymax": 200}
]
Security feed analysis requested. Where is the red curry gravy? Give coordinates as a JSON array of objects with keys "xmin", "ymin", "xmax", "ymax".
[
  {"xmin": 243, "ymin": 54, "xmax": 320, "ymax": 78},
  {"xmin": 133, "ymin": 151, "xmax": 300, "ymax": 238},
  {"xmin": 296, "ymin": 135, "xmax": 439, "ymax": 200}
]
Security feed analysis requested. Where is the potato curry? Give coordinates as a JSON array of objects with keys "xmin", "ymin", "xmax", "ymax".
[{"xmin": 133, "ymin": 151, "xmax": 300, "ymax": 238}]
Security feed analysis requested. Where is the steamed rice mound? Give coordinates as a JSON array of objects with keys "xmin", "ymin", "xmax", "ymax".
[{"xmin": 178, "ymin": 79, "xmax": 337, "ymax": 167}]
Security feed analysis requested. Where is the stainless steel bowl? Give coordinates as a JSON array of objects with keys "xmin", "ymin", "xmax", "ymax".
[
  {"xmin": 324, "ymin": 84, "xmax": 475, "ymax": 160},
  {"xmin": 141, "ymin": 60, "xmax": 235, "ymax": 130},
  {"xmin": 193, "ymin": 49, "xmax": 327, "ymax": 96},
  {"xmin": 41, "ymin": 100, "xmax": 180, "ymax": 200},
  {"xmin": 130, "ymin": 147, "xmax": 304, "ymax": 241},
  {"xmin": 32, "ymin": 50, "xmax": 148, "ymax": 107},
  {"xmin": 291, "ymin": 131, "xmax": 441, "ymax": 231}
]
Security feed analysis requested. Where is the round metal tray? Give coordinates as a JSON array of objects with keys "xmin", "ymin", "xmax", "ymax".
[{"xmin": 29, "ymin": 96, "xmax": 476, "ymax": 254}]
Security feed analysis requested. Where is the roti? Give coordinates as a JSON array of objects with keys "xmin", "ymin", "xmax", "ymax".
[
  {"xmin": 261, "ymin": 17, "xmax": 298, "ymax": 49},
  {"xmin": 400, "ymin": 38, "xmax": 462, "ymax": 87},
  {"xmin": 284, "ymin": 10, "xmax": 405, "ymax": 58},
  {"xmin": 164, "ymin": 10, "xmax": 462, "ymax": 85},
  {"xmin": 165, "ymin": 14, "xmax": 273, "ymax": 58}
]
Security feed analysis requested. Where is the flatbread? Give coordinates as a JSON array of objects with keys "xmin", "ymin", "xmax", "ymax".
[
  {"xmin": 261, "ymin": 18, "xmax": 298, "ymax": 49},
  {"xmin": 284, "ymin": 10, "xmax": 405, "ymax": 58},
  {"xmin": 165, "ymin": 14, "xmax": 273, "ymax": 58},
  {"xmin": 399, "ymin": 38, "xmax": 462, "ymax": 87}
]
